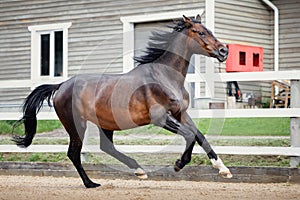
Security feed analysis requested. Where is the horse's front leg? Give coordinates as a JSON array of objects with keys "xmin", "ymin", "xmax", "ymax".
[
  {"xmin": 162, "ymin": 113, "xmax": 196, "ymax": 171},
  {"xmin": 159, "ymin": 112, "xmax": 232, "ymax": 178},
  {"xmin": 184, "ymin": 114, "xmax": 232, "ymax": 178}
]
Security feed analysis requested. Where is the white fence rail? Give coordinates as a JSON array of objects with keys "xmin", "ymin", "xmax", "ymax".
[
  {"xmin": 2, "ymin": 108, "xmax": 300, "ymax": 121},
  {"xmin": 1, "ymin": 145, "xmax": 300, "ymax": 156}
]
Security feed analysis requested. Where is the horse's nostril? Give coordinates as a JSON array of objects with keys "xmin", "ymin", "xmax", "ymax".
[{"xmin": 219, "ymin": 47, "xmax": 228, "ymax": 56}]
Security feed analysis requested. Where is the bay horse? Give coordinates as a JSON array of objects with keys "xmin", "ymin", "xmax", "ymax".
[{"xmin": 13, "ymin": 15, "xmax": 232, "ymax": 188}]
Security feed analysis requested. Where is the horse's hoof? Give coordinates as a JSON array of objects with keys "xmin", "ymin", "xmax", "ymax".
[
  {"xmin": 174, "ymin": 165, "xmax": 181, "ymax": 172},
  {"xmin": 174, "ymin": 159, "xmax": 183, "ymax": 172},
  {"xmin": 85, "ymin": 182, "xmax": 101, "ymax": 188},
  {"xmin": 219, "ymin": 171, "xmax": 233, "ymax": 179},
  {"xmin": 134, "ymin": 168, "xmax": 148, "ymax": 179}
]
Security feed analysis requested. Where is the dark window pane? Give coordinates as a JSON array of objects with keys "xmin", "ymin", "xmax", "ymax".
[
  {"xmin": 189, "ymin": 82, "xmax": 195, "ymax": 107},
  {"xmin": 41, "ymin": 34, "xmax": 50, "ymax": 76},
  {"xmin": 187, "ymin": 55, "xmax": 195, "ymax": 74},
  {"xmin": 55, "ymin": 31, "xmax": 63, "ymax": 76},
  {"xmin": 253, "ymin": 53, "xmax": 259, "ymax": 67},
  {"xmin": 239, "ymin": 51, "xmax": 246, "ymax": 65}
]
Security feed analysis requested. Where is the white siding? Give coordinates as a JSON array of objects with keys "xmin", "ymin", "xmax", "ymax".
[
  {"xmin": 214, "ymin": 0, "xmax": 273, "ymax": 101},
  {"xmin": 273, "ymin": 0, "xmax": 300, "ymax": 70},
  {"xmin": 0, "ymin": 0, "xmax": 205, "ymax": 105},
  {"xmin": 0, "ymin": 0, "xmax": 299, "ymax": 108}
]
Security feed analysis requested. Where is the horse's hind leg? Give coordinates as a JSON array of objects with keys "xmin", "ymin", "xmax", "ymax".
[
  {"xmin": 99, "ymin": 128, "xmax": 147, "ymax": 179},
  {"xmin": 57, "ymin": 113, "xmax": 100, "ymax": 188},
  {"xmin": 67, "ymin": 127, "xmax": 101, "ymax": 188}
]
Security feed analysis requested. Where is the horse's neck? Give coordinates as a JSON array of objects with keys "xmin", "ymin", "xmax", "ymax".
[
  {"xmin": 154, "ymin": 33, "xmax": 192, "ymax": 78},
  {"xmin": 154, "ymin": 51, "xmax": 192, "ymax": 80}
]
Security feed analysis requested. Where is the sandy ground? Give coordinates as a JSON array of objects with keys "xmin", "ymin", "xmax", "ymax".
[{"xmin": 0, "ymin": 175, "xmax": 300, "ymax": 200}]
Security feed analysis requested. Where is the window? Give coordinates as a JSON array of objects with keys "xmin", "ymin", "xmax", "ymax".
[
  {"xmin": 253, "ymin": 53, "xmax": 259, "ymax": 67},
  {"xmin": 40, "ymin": 34, "xmax": 50, "ymax": 76},
  {"xmin": 54, "ymin": 31, "xmax": 63, "ymax": 76},
  {"xmin": 239, "ymin": 51, "xmax": 246, "ymax": 65},
  {"xmin": 28, "ymin": 23, "xmax": 71, "ymax": 80}
]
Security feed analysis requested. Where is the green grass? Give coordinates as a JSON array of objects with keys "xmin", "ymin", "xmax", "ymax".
[
  {"xmin": 0, "ymin": 152, "xmax": 291, "ymax": 167},
  {"xmin": 221, "ymin": 118, "xmax": 289, "ymax": 136},
  {"xmin": 193, "ymin": 118, "xmax": 290, "ymax": 136},
  {"xmin": 209, "ymin": 138, "xmax": 290, "ymax": 147},
  {"xmin": 0, "ymin": 136, "xmax": 290, "ymax": 147},
  {"xmin": 36, "ymin": 120, "xmax": 62, "ymax": 133},
  {"xmin": 90, "ymin": 153, "xmax": 287, "ymax": 167},
  {"xmin": 116, "ymin": 124, "xmax": 171, "ymax": 135},
  {"xmin": 0, "ymin": 120, "xmax": 62, "ymax": 135},
  {"xmin": 0, "ymin": 118, "xmax": 290, "ymax": 136},
  {"xmin": 118, "ymin": 117, "xmax": 290, "ymax": 136},
  {"xmin": 0, "ymin": 153, "xmax": 69, "ymax": 163},
  {"xmin": 0, "ymin": 120, "xmax": 23, "ymax": 135}
]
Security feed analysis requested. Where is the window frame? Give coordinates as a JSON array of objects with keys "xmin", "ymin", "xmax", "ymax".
[{"xmin": 28, "ymin": 22, "xmax": 72, "ymax": 81}]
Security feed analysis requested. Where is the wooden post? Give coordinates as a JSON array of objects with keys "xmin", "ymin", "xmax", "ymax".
[
  {"xmin": 81, "ymin": 152, "xmax": 89, "ymax": 163},
  {"xmin": 205, "ymin": 0, "xmax": 215, "ymax": 98},
  {"xmin": 290, "ymin": 80, "xmax": 300, "ymax": 167}
]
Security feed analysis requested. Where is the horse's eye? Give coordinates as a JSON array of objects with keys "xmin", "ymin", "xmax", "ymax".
[{"xmin": 199, "ymin": 32, "xmax": 205, "ymax": 36}]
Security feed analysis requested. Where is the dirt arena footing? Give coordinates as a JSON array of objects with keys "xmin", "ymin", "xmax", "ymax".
[{"xmin": 0, "ymin": 162, "xmax": 299, "ymax": 183}]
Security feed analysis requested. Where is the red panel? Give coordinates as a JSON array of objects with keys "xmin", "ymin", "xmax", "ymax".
[{"xmin": 226, "ymin": 44, "xmax": 264, "ymax": 72}]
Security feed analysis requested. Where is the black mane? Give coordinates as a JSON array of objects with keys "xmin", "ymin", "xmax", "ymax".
[{"xmin": 134, "ymin": 18, "xmax": 200, "ymax": 65}]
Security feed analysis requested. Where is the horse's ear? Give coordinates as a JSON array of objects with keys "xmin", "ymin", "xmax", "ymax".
[
  {"xmin": 196, "ymin": 14, "xmax": 202, "ymax": 22},
  {"xmin": 183, "ymin": 15, "xmax": 193, "ymax": 27}
]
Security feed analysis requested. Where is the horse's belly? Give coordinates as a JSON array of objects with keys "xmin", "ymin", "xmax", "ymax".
[
  {"xmin": 92, "ymin": 104, "xmax": 150, "ymax": 131},
  {"xmin": 94, "ymin": 112, "xmax": 150, "ymax": 131},
  {"xmin": 90, "ymin": 80, "xmax": 151, "ymax": 130}
]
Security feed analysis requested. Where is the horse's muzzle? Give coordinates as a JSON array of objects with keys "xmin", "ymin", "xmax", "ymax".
[{"xmin": 215, "ymin": 46, "xmax": 228, "ymax": 62}]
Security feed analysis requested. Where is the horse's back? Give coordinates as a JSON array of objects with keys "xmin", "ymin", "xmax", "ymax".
[
  {"xmin": 53, "ymin": 73, "xmax": 118, "ymax": 117},
  {"xmin": 52, "ymin": 68, "xmax": 183, "ymax": 130},
  {"xmin": 53, "ymin": 73, "xmax": 150, "ymax": 130}
]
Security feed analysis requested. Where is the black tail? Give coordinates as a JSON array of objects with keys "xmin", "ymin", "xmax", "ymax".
[{"xmin": 12, "ymin": 84, "xmax": 62, "ymax": 147}]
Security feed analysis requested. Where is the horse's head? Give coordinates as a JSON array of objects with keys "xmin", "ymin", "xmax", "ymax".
[{"xmin": 182, "ymin": 15, "xmax": 228, "ymax": 62}]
